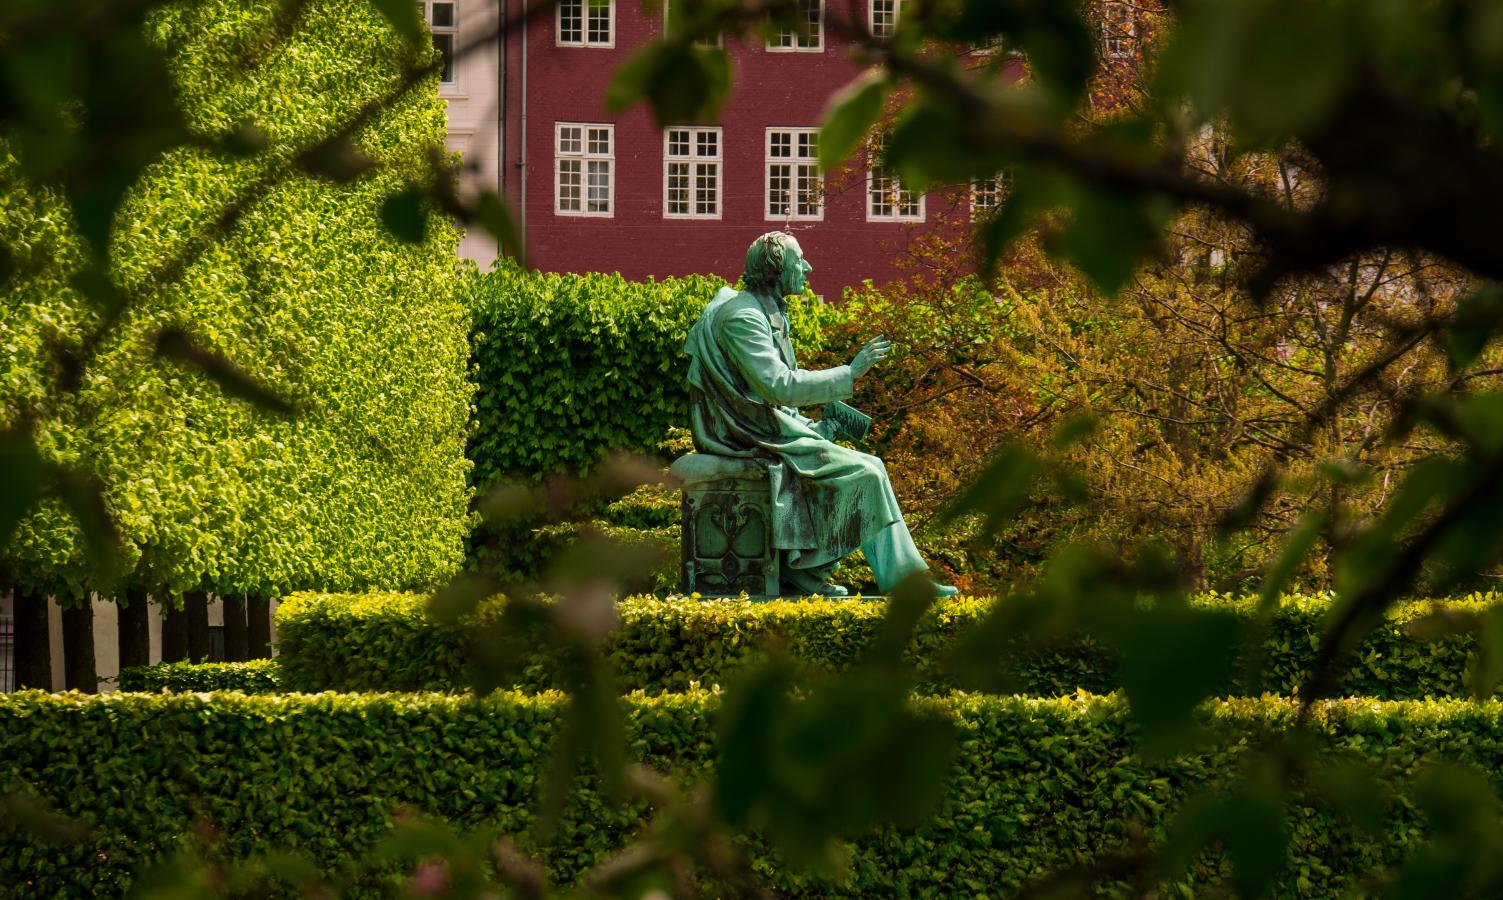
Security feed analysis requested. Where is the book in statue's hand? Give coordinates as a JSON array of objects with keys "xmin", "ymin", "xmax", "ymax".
[{"xmin": 823, "ymin": 400, "xmax": 873, "ymax": 442}]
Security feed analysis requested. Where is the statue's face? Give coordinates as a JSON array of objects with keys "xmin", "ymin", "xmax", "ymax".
[{"xmin": 778, "ymin": 237, "xmax": 813, "ymax": 297}]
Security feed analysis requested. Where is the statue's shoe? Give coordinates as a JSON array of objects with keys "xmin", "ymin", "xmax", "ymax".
[
  {"xmin": 780, "ymin": 582, "xmax": 851, "ymax": 598},
  {"xmin": 933, "ymin": 583, "xmax": 960, "ymax": 598},
  {"xmin": 781, "ymin": 569, "xmax": 850, "ymax": 597}
]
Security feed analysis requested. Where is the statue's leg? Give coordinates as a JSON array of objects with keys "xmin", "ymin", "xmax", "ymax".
[
  {"xmin": 779, "ymin": 552, "xmax": 846, "ymax": 596},
  {"xmin": 860, "ymin": 519, "xmax": 929, "ymax": 593}
]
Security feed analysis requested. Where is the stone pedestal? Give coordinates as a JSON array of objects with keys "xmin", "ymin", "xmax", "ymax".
[{"xmin": 670, "ymin": 453, "xmax": 780, "ymax": 597}]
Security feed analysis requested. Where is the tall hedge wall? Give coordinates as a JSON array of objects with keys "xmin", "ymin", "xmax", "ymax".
[
  {"xmin": 5, "ymin": 690, "xmax": 1503, "ymax": 896},
  {"xmin": 0, "ymin": 0, "xmax": 472, "ymax": 598},
  {"xmin": 466, "ymin": 264, "xmax": 724, "ymax": 484},
  {"xmin": 272, "ymin": 591, "xmax": 1502, "ymax": 699}
]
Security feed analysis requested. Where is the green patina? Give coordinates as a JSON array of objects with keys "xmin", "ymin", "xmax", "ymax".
[{"xmin": 681, "ymin": 232, "xmax": 955, "ymax": 597}]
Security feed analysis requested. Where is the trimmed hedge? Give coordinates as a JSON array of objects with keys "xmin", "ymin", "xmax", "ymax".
[
  {"xmin": 465, "ymin": 268, "xmax": 851, "ymax": 480},
  {"xmin": 113, "ymin": 659, "xmax": 282, "ymax": 693},
  {"xmin": 467, "ymin": 264, "xmax": 723, "ymax": 484},
  {"xmin": 6, "ymin": 690, "xmax": 1503, "ymax": 896},
  {"xmin": 1, "ymin": 0, "xmax": 472, "ymax": 598},
  {"xmin": 272, "ymin": 591, "xmax": 1501, "ymax": 698}
]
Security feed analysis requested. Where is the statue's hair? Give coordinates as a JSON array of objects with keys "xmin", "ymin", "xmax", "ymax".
[{"xmin": 742, "ymin": 231, "xmax": 794, "ymax": 292}]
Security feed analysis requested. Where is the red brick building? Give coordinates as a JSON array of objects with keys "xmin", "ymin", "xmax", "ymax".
[{"xmin": 433, "ymin": 0, "xmax": 1024, "ymax": 296}]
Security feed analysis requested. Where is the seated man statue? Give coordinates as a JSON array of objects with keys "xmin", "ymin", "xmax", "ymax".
[{"xmin": 684, "ymin": 230, "xmax": 958, "ymax": 598}]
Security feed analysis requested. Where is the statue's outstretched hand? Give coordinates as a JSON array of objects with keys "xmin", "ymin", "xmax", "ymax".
[{"xmin": 850, "ymin": 335, "xmax": 892, "ymax": 379}]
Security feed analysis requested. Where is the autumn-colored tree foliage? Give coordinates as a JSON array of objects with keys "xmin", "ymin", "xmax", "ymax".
[
  {"xmin": 800, "ymin": 0, "xmax": 1480, "ymax": 593},
  {"xmin": 829, "ymin": 156, "xmax": 1476, "ymax": 591}
]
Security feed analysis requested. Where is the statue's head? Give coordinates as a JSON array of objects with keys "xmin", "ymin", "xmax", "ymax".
[{"xmin": 742, "ymin": 231, "xmax": 813, "ymax": 298}]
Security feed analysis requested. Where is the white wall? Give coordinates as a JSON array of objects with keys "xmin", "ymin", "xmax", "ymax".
[{"xmin": 445, "ymin": 0, "xmax": 504, "ymax": 267}]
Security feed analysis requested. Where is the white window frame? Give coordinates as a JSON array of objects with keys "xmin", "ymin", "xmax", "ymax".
[
  {"xmin": 971, "ymin": 172, "xmax": 1012, "ymax": 219},
  {"xmin": 663, "ymin": 126, "xmax": 723, "ymax": 220},
  {"xmin": 1101, "ymin": 2, "xmax": 1136, "ymax": 60},
  {"xmin": 767, "ymin": 0, "xmax": 824, "ymax": 52},
  {"xmin": 764, "ymin": 127, "xmax": 823, "ymax": 222},
  {"xmin": 663, "ymin": 0, "xmax": 723, "ymax": 47},
  {"xmin": 557, "ymin": 0, "xmax": 615, "ymax": 48},
  {"xmin": 869, "ymin": 0, "xmax": 904, "ymax": 39},
  {"xmin": 419, "ymin": 1, "xmax": 459, "ymax": 86},
  {"xmin": 555, "ymin": 123, "xmax": 615, "ymax": 217},
  {"xmin": 866, "ymin": 136, "xmax": 924, "ymax": 222}
]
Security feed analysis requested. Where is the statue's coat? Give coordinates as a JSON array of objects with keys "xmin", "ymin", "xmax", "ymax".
[{"xmin": 685, "ymin": 286, "xmax": 903, "ymax": 572}]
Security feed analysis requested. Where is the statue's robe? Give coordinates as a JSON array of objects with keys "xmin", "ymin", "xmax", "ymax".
[{"xmin": 684, "ymin": 286, "xmax": 903, "ymax": 573}]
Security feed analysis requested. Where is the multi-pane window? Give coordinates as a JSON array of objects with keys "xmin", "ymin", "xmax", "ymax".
[
  {"xmin": 664, "ymin": 127, "xmax": 722, "ymax": 219},
  {"xmin": 1101, "ymin": 2, "xmax": 1136, "ymax": 59},
  {"xmin": 765, "ymin": 128, "xmax": 822, "ymax": 221},
  {"xmin": 867, "ymin": 136, "xmax": 923, "ymax": 221},
  {"xmin": 558, "ymin": 0, "xmax": 614, "ymax": 47},
  {"xmin": 556, "ymin": 123, "xmax": 614, "ymax": 216},
  {"xmin": 0, "ymin": 608, "xmax": 13, "ymax": 693},
  {"xmin": 971, "ymin": 171, "xmax": 1012, "ymax": 218},
  {"xmin": 420, "ymin": 1, "xmax": 457, "ymax": 84},
  {"xmin": 768, "ymin": 0, "xmax": 823, "ymax": 51},
  {"xmin": 869, "ymin": 0, "xmax": 905, "ymax": 38}
]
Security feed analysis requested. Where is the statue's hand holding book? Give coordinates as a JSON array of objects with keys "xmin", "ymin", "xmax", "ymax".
[{"xmin": 823, "ymin": 400, "xmax": 872, "ymax": 442}]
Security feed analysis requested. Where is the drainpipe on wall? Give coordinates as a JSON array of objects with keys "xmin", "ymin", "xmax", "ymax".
[
  {"xmin": 518, "ymin": 0, "xmax": 528, "ymax": 245},
  {"xmin": 505, "ymin": 0, "xmax": 511, "ymax": 202}
]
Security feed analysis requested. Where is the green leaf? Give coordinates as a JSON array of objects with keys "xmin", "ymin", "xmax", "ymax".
[
  {"xmin": 976, "ymin": 177, "xmax": 1043, "ymax": 274},
  {"xmin": 1470, "ymin": 605, "xmax": 1503, "ymax": 700},
  {"xmin": 154, "ymin": 328, "xmax": 296, "ymax": 416},
  {"xmin": 605, "ymin": 43, "xmax": 731, "ymax": 127},
  {"xmin": 428, "ymin": 574, "xmax": 499, "ymax": 623},
  {"xmin": 886, "ymin": 103, "xmax": 987, "ymax": 191},
  {"xmin": 1162, "ymin": 782, "xmax": 1289, "ymax": 898},
  {"xmin": 1444, "ymin": 284, "xmax": 1503, "ymax": 373},
  {"xmin": 1414, "ymin": 765, "xmax": 1499, "ymax": 839},
  {"xmin": 52, "ymin": 468, "xmax": 121, "ymax": 589},
  {"xmin": 381, "ymin": 186, "xmax": 429, "ymax": 243},
  {"xmin": 714, "ymin": 660, "xmax": 795, "ymax": 826},
  {"xmin": 1, "ymin": 788, "xmax": 92, "ymax": 844},
  {"xmin": 942, "ymin": 442, "xmax": 1041, "ymax": 537},
  {"xmin": 931, "ymin": 0, "xmax": 1095, "ymax": 109},
  {"xmin": 1158, "ymin": 0, "xmax": 1356, "ymax": 148},
  {"xmin": 297, "ymin": 134, "xmax": 380, "ymax": 182},
  {"xmin": 474, "ymin": 191, "xmax": 525, "ymax": 262},
  {"xmin": 1309, "ymin": 761, "xmax": 1389, "ymax": 835},
  {"xmin": 366, "ymin": 0, "xmax": 423, "ymax": 41},
  {"xmin": 863, "ymin": 573, "xmax": 940, "ymax": 669},
  {"xmin": 1045, "ymin": 188, "xmax": 1171, "ymax": 295},
  {"xmin": 1115, "ymin": 607, "xmax": 1242, "ymax": 748},
  {"xmin": 1258, "ymin": 510, "xmax": 1325, "ymax": 612},
  {"xmin": 818, "ymin": 69, "xmax": 887, "ymax": 172},
  {"xmin": 0, "ymin": 431, "xmax": 45, "ymax": 551}
]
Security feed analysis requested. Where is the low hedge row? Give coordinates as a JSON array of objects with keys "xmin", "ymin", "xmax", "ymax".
[
  {"xmin": 272, "ymin": 591, "xmax": 1499, "ymax": 699},
  {"xmin": 5, "ymin": 690, "xmax": 1502, "ymax": 896},
  {"xmin": 113, "ymin": 659, "xmax": 283, "ymax": 693}
]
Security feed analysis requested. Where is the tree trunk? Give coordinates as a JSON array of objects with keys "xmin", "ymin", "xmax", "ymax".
[
  {"xmin": 14, "ymin": 588, "xmax": 52, "ymax": 691},
  {"xmin": 161, "ymin": 599, "xmax": 188, "ymax": 664},
  {"xmin": 185, "ymin": 590, "xmax": 210, "ymax": 662},
  {"xmin": 223, "ymin": 595, "xmax": 249, "ymax": 662},
  {"xmin": 61, "ymin": 600, "xmax": 97, "ymax": 693},
  {"xmin": 248, "ymin": 596, "xmax": 272, "ymax": 659},
  {"xmin": 117, "ymin": 588, "xmax": 151, "ymax": 672}
]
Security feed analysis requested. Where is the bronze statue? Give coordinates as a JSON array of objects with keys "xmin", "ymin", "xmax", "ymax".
[{"xmin": 683, "ymin": 231, "xmax": 958, "ymax": 597}]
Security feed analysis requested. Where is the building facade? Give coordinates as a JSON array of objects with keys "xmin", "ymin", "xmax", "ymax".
[{"xmin": 432, "ymin": 0, "xmax": 1019, "ymax": 296}]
